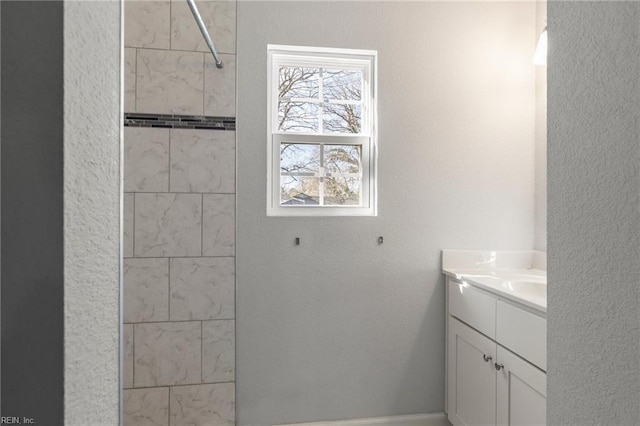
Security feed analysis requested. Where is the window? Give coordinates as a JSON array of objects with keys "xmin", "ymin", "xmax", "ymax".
[{"xmin": 267, "ymin": 45, "xmax": 377, "ymax": 216}]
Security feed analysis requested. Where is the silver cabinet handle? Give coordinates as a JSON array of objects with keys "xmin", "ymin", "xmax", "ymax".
[
  {"xmin": 494, "ymin": 363, "xmax": 504, "ymax": 371},
  {"xmin": 483, "ymin": 354, "xmax": 492, "ymax": 362}
]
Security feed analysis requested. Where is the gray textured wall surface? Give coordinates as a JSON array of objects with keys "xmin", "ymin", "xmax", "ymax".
[
  {"xmin": 237, "ymin": 2, "xmax": 536, "ymax": 424},
  {"xmin": 63, "ymin": 1, "xmax": 121, "ymax": 424},
  {"xmin": 547, "ymin": 2, "xmax": 640, "ymax": 424},
  {"xmin": 1, "ymin": 1, "xmax": 64, "ymax": 422}
]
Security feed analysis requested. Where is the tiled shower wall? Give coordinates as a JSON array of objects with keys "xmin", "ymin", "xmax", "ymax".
[{"xmin": 122, "ymin": 1, "xmax": 236, "ymax": 425}]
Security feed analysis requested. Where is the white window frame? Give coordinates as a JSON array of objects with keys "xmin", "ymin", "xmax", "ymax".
[{"xmin": 267, "ymin": 44, "xmax": 378, "ymax": 217}]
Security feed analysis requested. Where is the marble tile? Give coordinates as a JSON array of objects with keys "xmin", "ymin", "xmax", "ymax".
[
  {"xmin": 124, "ymin": 0, "xmax": 171, "ymax": 49},
  {"xmin": 124, "ymin": 127, "xmax": 170, "ymax": 192},
  {"xmin": 169, "ymin": 383, "xmax": 235, "ymax": 426},
  {"xmin": 171, "ymin": 0, "xmax": 236, "ymax": 54},
  {"xmin": 124, "ymin": 324, "xmax": 134, "ymax": 389},
  {"xmin": 202, "ymin": 194, "xmax": 234, "ymax": 257},
  {"xmin": 137, "ymin": 49, "xmax": 204, "ymax": 115},
  {"xmin": 124, "ymin": 193, "xmax": 134, "ymax": 258},
  {"xmin": 134, "ymin": 322, "xmax": 201, "ymax": 387},
  {"xmin": 124, "ymin": 258, "xmax": 170, "ymax": 323},
  {"xmin": 204, "ymin": 54, "xmax": 235, "ymax": 117},
  {"xmin": 169, "ymin": 129, "xmax": 235, "ymax": 193},
  {"xmin": 124, "ymin": 387, "xmax": 169, "ymax": 426},
  {"xmin": 134, "ymin": 193, "xmax": 202, "ymax": 257},
  {"xmin": 125, "ymin": 48, "xmax": 137, "ymax": 112},
  {"xmin": 170, "ymin": 257, "xmax": 234, "ymax": 321},
  {"xmin": 202, "ymin": 320, "xmax": 234, "ymax": 383}
]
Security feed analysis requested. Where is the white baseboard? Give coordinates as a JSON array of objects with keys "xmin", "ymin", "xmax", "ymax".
[{"xmin": 278, "ymin": 412, "xmax": 449, "ymax": 426}]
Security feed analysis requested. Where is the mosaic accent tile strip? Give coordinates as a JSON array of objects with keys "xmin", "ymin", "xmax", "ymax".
[{"xmin": 124, "ymin": 113, "xmax": 235, "ymax": 131}]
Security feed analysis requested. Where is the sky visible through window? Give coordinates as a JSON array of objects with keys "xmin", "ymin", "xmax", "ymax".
[
  {"xmin": 280, "ymin": 143, "xmax": 362, "ymax": 206},
  {"xmin": 278, "ymin": 67, "xmax": 363, "ymax": 134},
  {"xmin": 278, "ymin": 66, "xmax": 364, "ymax": 206}
]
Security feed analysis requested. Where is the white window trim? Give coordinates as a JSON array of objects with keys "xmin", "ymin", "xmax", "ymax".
[{"xmin": 267, "ymin": 44, "xmax": 378, "ymax": 217}]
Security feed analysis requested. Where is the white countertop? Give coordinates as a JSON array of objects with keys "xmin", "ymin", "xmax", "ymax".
[
  {"xmin": 442, "ymin": 250, "xmax": 547, "ymax": 313},
  {"xmin": 443, "ymin": 268, "xmax": 547, "ymax": 312}
]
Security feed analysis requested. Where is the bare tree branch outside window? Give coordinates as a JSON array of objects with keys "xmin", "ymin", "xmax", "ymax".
[{"xmin": 278, "ymin": 66, "xmax": 364, "ymax": 206}]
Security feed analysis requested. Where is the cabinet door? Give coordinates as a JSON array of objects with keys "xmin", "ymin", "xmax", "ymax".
[
  {"xmin": 496, "ymin": 346, "xmax": 546, "ymax": 426},
  {"xmin": 448, "ymin": 318, "xmax": 497, "ymax": 426}
]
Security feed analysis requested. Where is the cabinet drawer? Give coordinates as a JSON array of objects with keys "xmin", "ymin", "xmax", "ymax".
[
  {"xmin": 448, "ymin": 280, "xmax": 496, "ymax": 339},
  {"xmin": 496, "ymin": 300, "xmax": 546, "ymax": 371}
]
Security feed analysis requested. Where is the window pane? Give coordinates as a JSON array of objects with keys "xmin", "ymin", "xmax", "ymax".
[
  {"xmin": 324, "ymin": 145, "xmax": 361, "ymax": 175},
  {"xmin": 323, "ymin": 69, "xmax": 362, "ymax": 101},
  {"xmin": 280, "ymin": 143, "xmax": 320, "ymax": 174},
  {"xmin": 268, "ymin": 48, "xmax": 376, "ymax": 215},
  {"xmin": 278, "ymin": 102, "xmax": 319, "ymax": 132},
  {"xmin": 324, "ymin": 177, "xmax": 361, "ymax": 205},
  {"xmin": 280, "ymin": 176, "xmax": 320, "ymax": 205},
  {"xmin": 279, "ymin": 67, "xmax": 319, "ymax": 99},
  {"xmin": 323, "ymin": 104, "xmax": 361, "ymax": 134}
]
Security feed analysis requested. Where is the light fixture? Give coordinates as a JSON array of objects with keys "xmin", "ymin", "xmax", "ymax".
[{"xmin": 533, "ymin": 26, "xmax": 547, "ymax": 65}]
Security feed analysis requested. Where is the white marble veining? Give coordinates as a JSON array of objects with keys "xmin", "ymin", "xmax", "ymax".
[
  {"xmin": 202, "ymin": 194, "xmax": 235, "ymax": 256},
  {"xmin": 170, "ymin": 0, "xmax": 236, "ymax": 54},
  {"xmin": 169, "ymin": 129, "xmax": 235, "ymax": 193},
  {"xmin": 202, "ymin": 320, "xmax": 235, "ymax": 383},
  {"xmin": 124, "ymin": 193, "xmax": 134, "ymax": 258},
  {"xmin": 124, "ymin": 258, "xmax": 170, "ymax": 323},
  {"xmin": 169, "ymin": 383, "xmax": 235, "ymax": 426},
  {"xmin": 124, "ymin": 1, "xmax": 171, "ymax": 50},
  {"xmin": 134, "ymin": 322, "xmax": 202, "ymax": 387},
  {"xmin": 124, "ymin": 324, "xmax": 134, "ymax": 389},
  {"xmin": 124, "ymin": 48, "xmax": 137, "ymax": 112},
  {"xmin": 124, "ymin": 387, "xmax": 169, "ymax": 426},
  {"xmin": 170, "ymin": 257, "xmax": 234, "ymax": 321},
  {"xmin": 124, "ymin": 127, "xmax": 170, "ymax": 192},
  {"xmin": 137, "ymin": 49, "xmax": 204, "ymax": 115},
  {"xmin": 123, "ymin": 0, "xmax": 237, "ymax": 422},
  {"xmin": 134, "ymin": 193, "xmax": 202, "ymax": 257},
  {"xmin": 204, "ymin": 54, "xmax": 236, "ymax": 117}
]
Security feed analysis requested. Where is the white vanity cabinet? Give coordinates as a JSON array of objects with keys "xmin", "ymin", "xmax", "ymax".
[
  {"xmin": 448, "ymin": 317, "xmax": 497, "ymax": 425},
  {"xmin": 446, "ymin": 279, "xmax": 546, "ymax": 426},
  {"xmin": 496, "ymin": 346, "xmax": 546, "ymax": 426}
]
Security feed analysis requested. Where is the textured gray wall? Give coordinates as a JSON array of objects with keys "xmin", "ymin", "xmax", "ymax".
[
  {"xmin": 1, "ymin": 2, "xmax": 64, "ymax": 422},
  {"xmin": 63, "ymin": 1, "xmax": 122, "ymax": 424},
  {"xmin": 237, "ymin": 2, "xmax": 536, "ymax": 424},
  {"xmin": 1, "ymin": 2, "xmax": 121, "ymax": 422},
  {"xmin": 547, "ymin": 2, "xmax": 640, "ymax": 424}
]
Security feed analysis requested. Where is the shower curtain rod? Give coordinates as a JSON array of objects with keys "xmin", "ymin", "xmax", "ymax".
[{"xmin": 186, "ymin": 0, "xmax": 223, "ymax": 69}]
